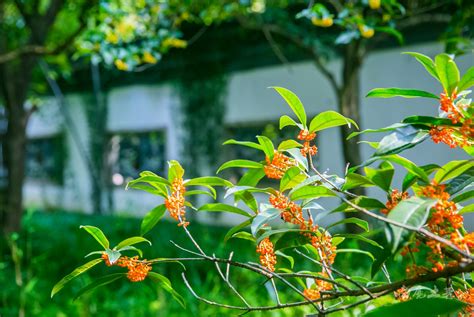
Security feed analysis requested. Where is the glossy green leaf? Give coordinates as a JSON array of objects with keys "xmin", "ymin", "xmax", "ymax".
[
  {"xmin": 126, "ymin": 183, "xmax": 167, "ymax": 198},
  {"xmin": 434, "ymin": 160, "xmax": 474, "ymax": 183},
  {"xmin": 185, "ymin": 176, "xmax": 232, "ymax": 187},
  {"xmin": 336, "ymin": 249, "xmax": 374, "ymax": 261},
  {"xmin": 278, "ymin": 140, "xmax": 302, "ymax": 151},
  {"xmin": 274, "ymin": 231, "xmax": 310, "ymax": 251},
  {"xmin": 223, "ymin": 139, "xmax": 262, "ymax": 150},
  {"xmin": 251, "ymin": 208, "xmax": 281, "ymax": 236},
  {"xmin": 256, "ymin": 135, "xmax": 275, "ymax": 159},
  {"xmin": 342, "ymin": 173, "xmax": 375, "ymax": 190},
  {"xmin": 446, "ymin": 167, "xmax": 474, "ymax": 195},
  {"xmin": 331, "ymin": 196, "xmax": 386, "ymax": 213},
  {"xmin": 347, "ymin": 123, "xmax": 408, "ymax": 140},
  {"xmin": 80, "ymin": 225, "xmax": 109, "ymax": 249},
  {"xmin": 309, "ymin": 110, "xmax": 357, "ymax": 132},
  {"xmin": 198, "ymin": 203, "xmax": 251, "ymax": 217},
  {"xmin": 327, "ymin": 218, "xmax": 369, "ymax": 232},
  {"xmin": 402, "ymin": 164, "xmax": 440, "ymax": 192},
  {"xmin": 116, "ymin": 246, "xmax": 143, "ymax": 257},
  {"xmin": 335, "ymin": 233, "xmax": 383, "ymax": 248},
  {"xmin": 141, "ymin": 205, "xmax": 167, "ymax": 236},
  {"xmin": 403, "ymin": 52, "xmax": 439, "ymax": 81},
  {"xmin": 280, "ymin": 166, "xmax": 306, "ymax": 192},
  {"xmin": 387, "ymin": 197, "xmax": 436, "ymax": 252},
  {"xmin": 126, "ymin": 175, "xmax": 171, "ymax": 190},
  {"xmin": 364, "ymin": 163, "xmax": 394, "ymax": 192},
  {"xmin": 375, "ymin": 26, "xmax": 403, "ymax": 44},
  {"xmin": 366, "ymin": 88, "xmax": 439, "ymax": 99},
  {"xmin": 290, "ymin": 185, "xmax": 336, "ymax": 201},
  {"xmin": 279, "ymin": 115, "xmax": 301, "ymax": 129},
  {"xmin": 459, "ymin": 204, "xmax": 474, "ymax": 214},
  {"xmin": 402, "ymin": 116, "xmax": 458, "ymax": 127},
  {"xmin": 435, "ymin": 53, "xmax": 460, "ymax": 95},
  {"xmin": 452, "ymin": 190, "xmax": 474, "ymax": 203},
  {"xmin": 375, "ymin": 126, "xmax": 429, "ymax": 156},
  {"xmin": 238, "ymin": 168, "xmax": 266, "ymax": 187},
  {"xmin": 74, "ymin": 273, "xmax": 125, "ymax": 300},
  {"xmin": 105, "ymin": 249, "xmax": 121, "ymax": 264},
  {"xmin": 275, "ymin": 250, "xmax": 294, "ymax": 269},
  {"xmin": 51, "ymin": 258, "xmax": 102, "ymax": 298},
  {"xmin": 224, "ymin": 219, "xmax": 252, "ymax": 243},
  {"xmin": 167, "ymin": 160, "xmax": 185, "ymax": 182},
  {"xmin": 184, "ymin": 189, "xmax": 216, "ymax": 199},
  {"xmin": 217, "ymin": 160, "xmax": 263, "ymax": 173},
  {"xmin": 272, "ymin": 86, "xmax": 307, "ymax": 126},
  {"xmin": 147, "ymin": 272, "xmax": 185, "ymax": 308},
  {"xmin": 458, "ymin": 66, "xmax": 474, "ymax": 91},
  {"xmin": 230, "ymin": 231, "xmax": 255, "ymax": 243},
  {"xmin": 363, "ymin": 297, "xmax": 465, "ymax": 317},
  {"xmin": 115, "ymin": 237, "xmax": 151, "ymax": 250}
]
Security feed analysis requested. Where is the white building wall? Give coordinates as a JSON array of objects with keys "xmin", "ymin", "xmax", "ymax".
[{"xmin": 23, "ymin": 41, "xmax": 473, "ymax": 227}]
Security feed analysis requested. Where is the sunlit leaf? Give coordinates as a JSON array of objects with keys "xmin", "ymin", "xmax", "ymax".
[
  {"xmin": 80, "ymin": 225, "xmax": 109, "ymax": 249},
  {"xmin": 51, "ymin": 259, "xmax": 102, "ymax": 298}
]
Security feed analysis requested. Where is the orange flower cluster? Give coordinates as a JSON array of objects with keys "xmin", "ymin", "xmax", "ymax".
[
  {"xmin": 430, "ymin": 90, "xmax": 473, "ymax": 148},
  {"xmin": 303, "ymin": 274, "xmax": 334, "ymax": 301},
  {"xmin": 454, "ymin": 287, "xmax": 474, "ymax": 316},
  {"xmin": 440, "ymin": 90, "xmax": 459, "ymax": 123},
  {"xmin": 264, "ymin": 151, "xmax": 295, "ymax": 179},
  {"xmin": 102, "ymin": 253, "xmax": 152, "ymax": 282},
  {"xmin": 256, "ymin": 238, "xmax": 277, "ymax": 272},
  {"xmin": 381, "ymin": 189, "xmax": 409, "ymax": 214},
  {"xmin": 165, "ymin": 177, "xmax": 188, "ymax": 227},
  {"xmin": 298, "ymin": 129, "xmax": 318, "ymax": 156},
  {"xmin": 269, "ymin": 192, "xmax": 336, "ymax": 265},
  {"xmin": 420, "ymin": 182, "xmax": 468, "ymax": 272},
  {"xmin": 394, "ymin": 286, "xmax": 409, "ymax": 302}
]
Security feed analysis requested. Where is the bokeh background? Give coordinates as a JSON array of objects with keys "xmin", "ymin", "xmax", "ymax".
[{"xmin": 1, "ymin": 1, "xmax": 473, "ymax": 316}]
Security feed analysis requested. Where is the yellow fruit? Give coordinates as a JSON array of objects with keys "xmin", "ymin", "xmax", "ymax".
[
  {"xmin": 106, "ymin": 32, "xmax": 119, "ymax": 45},
  {"xmin": 143, "ymin": 52, "xmax": 157, "ymax": 64},
  {"xmin": 311, "ymin": 16, "xmax": 333, "ymax": 27},
  {"xmin": 369, "ymin": 0, "xmax": 381, "ymax": 10},
  {"xmin": 114, "ymin": 59, "xmax": 129, "ymax": 71},
  {"xmin": 359, "ymin": 25, "xmax": 375, "ymax": 38}
]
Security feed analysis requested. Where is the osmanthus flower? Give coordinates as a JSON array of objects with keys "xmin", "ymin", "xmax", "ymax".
[
  {"xmin": 303, "ymin": 273, "xmax": 334, "ymax": 301},
  {"xmin": 165, "ymin": 177, "xmax": 188, "ymax": 227},
  {"xmin": 394, "ymin": 286, "xmax": 410, "ymax": 302},
  {"xmin": 101, "ymin": 253, "xmax": 152, "ymax": 282},
  {"xmin": 264, "ymin": 151, "xmax": 295, "ymax": 179},
  {"xmin": 454, "ymin": 287, "xmax": 474, "ymax": 316},
  {"xmin": 298, "ymin": 129, "xmax": 318, "ymax": 156},
  {"xmin": 381, "ymin": 189, "xmax": 409, "ymax": 215},
  {"xmin": 256, "ymin": 238, "xmax": 277, "ymax": 272}
]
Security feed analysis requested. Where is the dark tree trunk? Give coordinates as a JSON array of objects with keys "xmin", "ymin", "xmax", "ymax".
[{"xmin": 0, "ymin": 60, "xmax": 34, "ymax": 234}]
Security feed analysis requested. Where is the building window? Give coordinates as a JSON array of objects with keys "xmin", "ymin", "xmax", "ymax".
[
  {"xmin": 109, "ymin": 131, "xmax": 166, "ymax": 186},
  {"xmin": 26, "ymin": 135, "xmax": 65, "ymax": 184}
]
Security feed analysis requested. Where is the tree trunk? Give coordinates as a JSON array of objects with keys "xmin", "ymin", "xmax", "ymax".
[
  {"xmin": 0, "ymin": 61, "xmax": 33, "ymax": 234},
  {"xmin": 337, "ymin": 41, "xmax": 369, "ymax": 230}
]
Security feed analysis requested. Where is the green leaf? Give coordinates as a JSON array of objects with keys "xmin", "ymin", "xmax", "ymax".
[
  {"xmin": 366, "ymin": 88, "xmax": 439, "ymax": 99},
  {"xmin": 434, "ymin": 160, "xmax": 474, "ymax": 183},
  {"xmin": 223, "ymin": 139, "xmax": 262, "ymax": 150},
  {"xmin": 251, "ymin": 208, "xmax": 281, "ymax": 236},
  {"xmin": 271, "ymin": 86, "xmax": 307, "ymax": 126},
  {"xmin": 290, "ymin": 185, "xmax": 337, "ymax": 201},
  {"xmin": 452, "ymin": 190, "xmax": 474, "ymax": 203},
  {"xmin": 238, "ymin": 168, "xmax": 266, "ymax": 187},
  {"xmin": 274, "ymin": 231, "xmax": 310, "ymax": 251},
  {"xmin": 74, "ymin": 273, "xmax": 125, "ymax": 300},
  {"xmin": 403, "ymin": 52, "xmax": 439, "ymax": 81},
  {"xmin": 278, "ymin": 140, "xmax": 302, "ymax": 151},
  {"xmin": 364, "ymin": 163, "xmax": 394, "ymax": 192},
  {"xmin": 185, "ymin": 176, "xmax": 232, "ymax": 187},
  {"xmin": 147, "ymin": 272, "xmax": 185, "ymax": 308},
  {"xmin": 309, "ymin": 110, "xmax": 357, "ymax": 133},
  {"xmin": 446, "ymin": 167, "xmax": 474, "ymax": 195},
  {"xmin": 127, "ymin": 183, "xmax": 167, "ymax": 198},
  {"xmin": 256, "ymin": 135, "xmax": 275, "ymax": 159},
  {"xmin": 459, "ymin": 204, "xmax": 474, "ymax": 214},
  {"xmin": 402, "ymin": 116, "xmax": 459, "ymax": 127},
  {"xmin": 184, "ymin": 189, "xmax": 216, "ymax": 199},
  {"xmin": 371, "ymin": 246, "xmax": 392, "ymax": 278},
  {"xmin": 375, "ymin": 26, "xmax": 403, "ymax": 44},
  {"xmin": 230, "ymin": 231, "xmax": 255, "ymax": 243},
  {"xmin": 168, "ymin": 160, "xmax": 184, "ymax": 182},
  {"xmin": 279, "ymin": 115, "xmax": 302, "ymax": 129},
  {"xmin": 235, "ymin": 191, "xmax": 259, "ymax": 213},
  {"xmin": 51, "ymin": 258, "xmax": 102, "ymax": 298},
  {"xmin": 387, "ymin": 197, "xmax": 436, "ymax": 252},
  {"xmin": 402, "ymin": 164, "xmax": 440, "ymax": 192},
  {"xmin": 375, "ymin": 126, "xmax": 429, "ymax": 156},
  {"xmin": 141, "ymin": 205, "xmax": 167, "ymax": 236},
  {"xmin": 332, "ymin": 196, "xmax": 386, "ymax": 213},
  {"xmin": 335, "ymin": 249, "xmax": 374, "ymax": 261},
  {"xmin": 335, "ymin": 233, "xmax": 383, "ymax": 248},
  {"xmin": 280, "ymin": 166, "xmax": 306, "ymax": 192},
  {"xmin": 348, "ymin": 123, "xmax": 409, "ymax": 140},
  {"xmin": 224, "ymin": 219, "xmax": 252, "ymax": 243},
  {"xmin": 376, "ymin": 155, "xmax": 429, "ymax": 183},
  {"xmin": 217, "ymin": 160, "xmax": 263, "ymax": 173},
  {"xmin": 435, "ymin": 53, "xmax": 460, "ymax": 95},
  {"xmin": 126, "ymin": 175, "xmax": 171, "ymax": 190},
  {"xmin": 363, "ymin": 297, "xmax": 465, "ymax": 317},
  {"xmin": 458, "ymin": 66, "xmax": 474, "ymax": 91},
  {"xmin": 116, "ymin": 246, "xmax": 143, "ymax": 257},
  {"xmin": 198, "ymin": 203, "xmax": 251, "ymax": 217},
  {"xmin": 115, "ymin": 237, "xmax": 151, "ymax": 250},
  {"xmin": 275, "ymin": 250, "xmax": 294, "ymax": 269},
  {"xmin": 342, "ymin": 173, "xmax": 375, "ymax": 191},
  {"xmin": 105, "ymin": 249, "xmax": 121, "ymax": 264},
  {"xmin": 327, "ymin": 218, "xmax": 369, "ymax": 232},
  {"xmin": 80, "ymin": 226, "xmax": 109, "ymax": 249}
]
